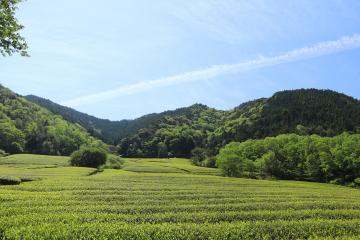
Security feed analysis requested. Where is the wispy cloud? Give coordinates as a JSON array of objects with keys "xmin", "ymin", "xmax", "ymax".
[{"xmin": 62, "ymin": 34, "xmax": 360, "ymax": 107}]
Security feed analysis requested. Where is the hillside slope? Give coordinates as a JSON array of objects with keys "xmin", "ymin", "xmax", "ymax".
[
  {"xmin": 120, "ymin": 89, "xmax": 360, "ymax": 158},
  {"xmin": 208, "ymin": 89, "xmax": 360, "ymax": 152},
  {"xmin": 0, "ymin": 85, "xmax": 104, "ymax": 155},
  {"xmin": 118, "ymin": 104, "xmax": 225, "ymax": 158},
  {"xmin": 25, "ymin": 95, "xmax": 215, "ymax": 144},
  {"xmin": 26, "ymin": 89, "xmax": 360, "ymax": 158}
]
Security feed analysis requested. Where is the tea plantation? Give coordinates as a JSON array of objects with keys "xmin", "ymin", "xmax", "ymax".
[{"xmin": 1, "ymin": 154, "xmax": 360, "ymax": 239}]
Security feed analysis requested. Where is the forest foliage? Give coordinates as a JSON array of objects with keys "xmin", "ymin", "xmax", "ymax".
[
  {"xmin": 0, "ymin": 85, "xmax": 106, "ymax": 155},
  {"xmin": 118, "ymin": 104, "xmax": 225, "ymax": 158},
  {"xmin": 25, "ymin": 95, "xmax": 190, "ymax": 144},
  {"xmin": 27, "ymin": 89, "xmax": 360, "ymax": 160},
  {"xmin": 117, "ymin": 89, "xmax": 360, "ymax": 159},
  {"xmin": 0, "ymin": 0, "xmax": 28, "ymax": 56},
  {"xmin": 216, "ymin": 133, "xmax": 360, "ymax": 186}
]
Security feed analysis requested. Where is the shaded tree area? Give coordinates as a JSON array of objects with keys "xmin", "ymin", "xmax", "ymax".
[
  {"xmin": 217, "ymin": 133, "xmax": 360, "ymax": 186},
  {"xmin": 0, "ymin": 85, "xmax": 106, "ymax": 155}
]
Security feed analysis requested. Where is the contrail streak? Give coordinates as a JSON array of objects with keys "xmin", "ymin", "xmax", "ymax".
[{"xmin": 62, "ymin": 34, "xmax": 360, "ymax": 107}]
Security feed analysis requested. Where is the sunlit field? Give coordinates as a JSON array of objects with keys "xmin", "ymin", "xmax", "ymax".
[{"xmin": 0, "ymin": 154, "xmax": 359, "ymax": 239}]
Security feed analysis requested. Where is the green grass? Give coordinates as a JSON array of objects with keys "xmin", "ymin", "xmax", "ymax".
[
  {"xmin": 0, "ymin": 154, "xmax": 69, "ymax": 167},
  {"xmin": 122, "ymin": 158, "xmax": 220, "ymax": 175},
  {"xmin": 0, "ymin": 154, "xmax": 360, "ymax": 239},
  {"xmin": 0, "ymin": 154, "xmax": 92, "ymax": 180}
]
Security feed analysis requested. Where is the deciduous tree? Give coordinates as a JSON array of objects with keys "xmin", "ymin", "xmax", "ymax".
[{"xmin": 0, "ymin": 0, "xmax": 28, "ymax": 56}]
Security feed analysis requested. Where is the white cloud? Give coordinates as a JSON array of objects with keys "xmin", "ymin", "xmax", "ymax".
[{"xmin": 62, "ymin": 34, "xmax": 360, "ymax": 107}]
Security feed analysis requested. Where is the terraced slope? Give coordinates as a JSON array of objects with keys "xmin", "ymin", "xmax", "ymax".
[{"xmin": 0, "ymin": 154, "xmax": 360, "ymax": 239}]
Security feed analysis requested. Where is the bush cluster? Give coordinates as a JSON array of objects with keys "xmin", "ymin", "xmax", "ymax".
[
  {"xmin": 70, "ymin": 147, "xmax": 124, "ymax": 169},
  {"xmin": 190, "ymin": 148, "xmax": 217, "ymax": 168},
  {"xmin": 70, "ymin": 147, "xmax": 107, "ymax": 168},
  {"xmin": 0, "ymin": 149, "xmax": 9, "ymax": 157},
  {"xmin": 102, "ymin": 155, "xmax": 124, "ymax": 170}
]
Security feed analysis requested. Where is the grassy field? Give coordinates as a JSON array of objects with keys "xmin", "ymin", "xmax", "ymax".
[
  {"xmin": 0, "ymin": 154, "xmax": 360, "ymax": 239},
  {"xmin": 121, "ymin": 157, "xmax": 220, "ymax": 175}
]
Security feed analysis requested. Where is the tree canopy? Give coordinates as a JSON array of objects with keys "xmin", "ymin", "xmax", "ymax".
[
  {"xmin": 216, "ymin": 133, "xmax": 360, "ymax": 186},
  {"xmin": 117, "ymin": 104, "xmax": 225, "ymax": 158},
  {"xmin": 70, "ymin": 147, "xmax": 107, "ymax": 168},
  {"xmin": 0, "ymin": 0, "xmax": 28, "ymax": 56}
]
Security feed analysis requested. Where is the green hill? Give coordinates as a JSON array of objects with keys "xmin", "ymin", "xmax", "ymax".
[
  {"xmin": 118, "ymin": 104, "xmax": 225, "ymax": 158},
  {"xmin": 209, "ymin": 89, "xmax": 360, "ymax": 152},
  {"xmin": 0, "ymin": 85, "xmax": 104, "ymax": 155},
  {"xmin": 25, "ymin": 95, "xmax": 215, "ymax": 144},
  {"xmin": 26, "ymin": 89, "xmax": 360, "ymax": 159},
  {"xmin": 119, "ymin": 89, "xmax": 360, "ymax": 158}
]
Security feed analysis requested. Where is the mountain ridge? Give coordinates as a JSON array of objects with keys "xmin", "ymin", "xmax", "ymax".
[
  {"xmin": 24, "ymin": 88, "xmax": 360, "ymax": 158},
  {"xmin": 117, "ymin": 88, "xmax": 360, "ymax": 158},
  {"xmin": 25, "ymin": 94, "xmax": 215, "ymax": 143}
]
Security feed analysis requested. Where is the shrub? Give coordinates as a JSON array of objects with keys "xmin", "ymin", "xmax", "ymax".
[
  {"xmin": 70, "ymin": 147, "xmax": 107, "ymax": 168},
  {"xmin": 354, "ymin": 178, "xmax": 360, "ymax": 187},
  {"xmin": 0, "ymin": 149, "xmax": 8, "ymax": 157},
  {"xmin": 102, "ymin": 155, "xmax": 124, "ymax": 169},
  {"xmin": 0, "ymin": 176, "xmax": 21, "ymax": 185},
  {"xmin": 191, "ymin": 147, "xmax": 206, "ymax": 166},
  {"xmin": 204, "ymin": 157, "xmax": 217, "ymax": 168}
]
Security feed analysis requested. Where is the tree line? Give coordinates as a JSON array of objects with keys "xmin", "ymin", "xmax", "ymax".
[{"xmin": 216, "ymin": 133, "xmax": 360, "ymax": 186}]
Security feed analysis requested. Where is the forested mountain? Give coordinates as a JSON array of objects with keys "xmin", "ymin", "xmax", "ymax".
[
  {"xmin": 0, "ymin": 85, "xmax": 104, "ymax": 155},
  {"xmin": 25, "ymin": 95, "xmax": 121, "ymax": 142},
  {"xmin": 118, "ymin": 104, "xmax": 225, "ymax": 158},
  {"xmin": 25, "ymin": 95, "xmax": 208, "ymax": 144},
  {"xmin": 208, "ymin": 89, "xmax": 360, "ymax": 153},
  {"xmin": 25, "ymin": 89, "xmax": 360, "ymax": 159},
  {"xmin": 119, "ymin": 89, "xmax": 360, "ymax": 158}
]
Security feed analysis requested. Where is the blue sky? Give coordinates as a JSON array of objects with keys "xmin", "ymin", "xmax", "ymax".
[{"xmin": 1, "ymin": 0, "xmax": 360, "ymax": 120}]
